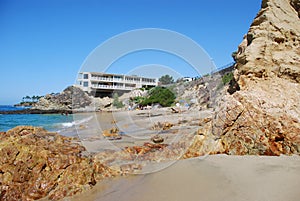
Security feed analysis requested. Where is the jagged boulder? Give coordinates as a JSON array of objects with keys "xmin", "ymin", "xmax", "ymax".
[
  {"xmin": 93, "ymin": 96, "xmax": 113, "ymax": 109},
  {"xmin": 0, "ymin": 126, "xmax": 119, "ymax": 200}
]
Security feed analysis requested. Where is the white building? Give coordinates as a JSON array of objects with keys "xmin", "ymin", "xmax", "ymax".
[
  {"xmin": 77, "ymin": 72, "xmax": 158, "ymax": 97},
  {"xmin": 182, "ymin": 77, "xmax": 193, "ymax": 82}
]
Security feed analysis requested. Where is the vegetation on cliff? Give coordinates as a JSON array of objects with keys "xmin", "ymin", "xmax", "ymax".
[
  {"xmin": 140, "ymin": 86, "xmax": 176, "ymax": 107},
  {"xmin": 158, "ymin": 74, "xmax": 174, "ymax": 85},
  {"xmin": 112, "ymin": 93, "xmax": 124, "ymax": 108}
]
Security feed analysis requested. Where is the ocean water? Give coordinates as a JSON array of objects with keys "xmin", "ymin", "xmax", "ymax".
[
  {"xmin": 0, "ymin": 105, "xmax": 91, "ymax": 133},
  {"xmin": 0, "ymin": 105, "xmax": 29, "ymax": 111}
]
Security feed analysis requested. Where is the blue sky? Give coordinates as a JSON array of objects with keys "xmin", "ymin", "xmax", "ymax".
[{"xmin": 0, "ymin": 0, "xmax": 261, "ymax": 104}]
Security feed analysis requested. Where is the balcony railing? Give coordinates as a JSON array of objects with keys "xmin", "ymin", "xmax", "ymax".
[
  {"xmin": 90, "ymin": 77, "xmax": 115, "ymax": 82},
  {"xmin": 89, "ymin": 76, "xmax": 157, "ymax": 86},
  {"xmin": 141, "ymin": 81, "xmax": 156, "ymax": 85},
  {"xmin": 91, "ymin": 84, "xmax": 135, "ymax": 90}
]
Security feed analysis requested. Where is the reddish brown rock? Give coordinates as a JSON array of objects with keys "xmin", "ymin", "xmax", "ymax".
[
  {"xmin": 151, "ymin": 135, "xmax": 164, "ymax": 143},
  {"xmin": 151, "ymin": 122, "xmax": 173, "ymax": 130},
  {"xmin": 0, "ymin": 126, "xmax": 119, "ymax": 201},
  {"xmin": 213, "ymin": 90, "xmax": 300, "ymax": 155}
]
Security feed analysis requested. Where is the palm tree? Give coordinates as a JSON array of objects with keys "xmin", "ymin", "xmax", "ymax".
[
  {"xmin": 32, "ymin": 95, "xmax": 37, "ymax": 102},
  {"xmin": 37, "ymin": 95, "xmax": 43, "ymax": 101},
  {"xmin": 25, "ymin": 95, "xmax": 31, "ymax": 102}
]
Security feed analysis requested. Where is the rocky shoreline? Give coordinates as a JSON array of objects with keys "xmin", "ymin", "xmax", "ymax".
[
  {"xmin": 1, "ymin": 107, "xmax": 299, "ymax": 200},
  {"xmin": 1, "ymin": 0, "xmax": 299, "ymax": 200}
]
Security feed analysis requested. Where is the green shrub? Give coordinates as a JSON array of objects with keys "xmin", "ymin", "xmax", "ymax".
[
  {"xmin": 231, "ymin": 51, "xmax": 237, "ymax": 62},
  {"xmin": 159, "ymin": 75, "xmax": 174, "ymax": 85},
  {"xmin": 112, "ymin": 93, "xmax": 124, "ymax": 108},
  {"xmin": 132, "ymin": 96, "xmax": 145, "ymax": 104},
  {"xmin": 222, "ymin": 72, "xmax": 234, "ymax": 85},
  {"xmin": 140, "ymin": 86, "xmax": 176, "ymax": 107}
]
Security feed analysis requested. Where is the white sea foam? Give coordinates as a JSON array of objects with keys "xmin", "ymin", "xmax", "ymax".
[
  {"xmin": 61, "ymin": 122, "xmax": 74, "ymax": 128},
  {"xmin": 60, "ymin": 116, "xmax": 93, "ymax": 128}
]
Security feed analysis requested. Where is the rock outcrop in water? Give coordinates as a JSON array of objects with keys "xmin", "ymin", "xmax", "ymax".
[
  {"xmin": 32, "ymin": 86, "xmax": 92, "ymax": 111},
  {"xmin": 213, "ymin": 0, "xmax": 300, "ymax": 155},
  {"xmin": 0, "ymin": 126, "xmax": 119, "ymax": 200},
  {"xmin": 1, "ymin": 86, "xmax": 114, "ymax": 114}
]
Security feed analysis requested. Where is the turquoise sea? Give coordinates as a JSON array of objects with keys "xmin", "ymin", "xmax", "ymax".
[{"xmin": 0, "ymin": 105, "xmax": 88, "ymax": 133}]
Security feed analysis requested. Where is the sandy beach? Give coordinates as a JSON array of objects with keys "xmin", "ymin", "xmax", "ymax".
[
  {"xmin": 1, "ymin": 0, "xmax": 299, "ymax": 200},
  {"xmin": 69, "ymin": 107, "xmax": 209, "ymax": 154},
  {"xmin": 68, "ymin": 154, "xmax": 300, "ymax": 201},
  {"xmin": 59, "ymin": 109, "xmax": 300, "ymax": 201}
]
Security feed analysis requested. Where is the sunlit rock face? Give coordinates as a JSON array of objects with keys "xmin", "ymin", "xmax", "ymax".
[
  {"xmin": 235, "ymin": 0, "xmax": 300, "ymax": 86},
  {"xmin": 213, "ymin": 0, "xmax": 300, "ymax": 155}
]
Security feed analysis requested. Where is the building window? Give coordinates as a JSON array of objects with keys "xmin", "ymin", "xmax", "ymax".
[
  {"xmin": 83, "ymin": 81, "xmax": 89, "ymax": 87},
  {"xmin": 83, "ymin": 74, "xmax": 89, "ymax": 79}
]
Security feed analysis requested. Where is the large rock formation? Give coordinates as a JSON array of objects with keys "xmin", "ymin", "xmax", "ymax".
[
  {"xmin": 213, "ymin": 0, "xmax": 300, "ymax": 155},
  {"xmin": 0, "ymin": 126, "xmax": 120, "ymax": 200},
  {"xmin": 32, "ymin": 86, "xmax": 92, "ymax": 111}
]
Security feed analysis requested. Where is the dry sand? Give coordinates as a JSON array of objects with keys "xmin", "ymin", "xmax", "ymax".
[
  {"xmin": 69, "ymin": 108, "xmax": 208, "ymax": 153},
  {"xmin": 68, "ymin": 154, "xmax": 300, "ymax": 201}
]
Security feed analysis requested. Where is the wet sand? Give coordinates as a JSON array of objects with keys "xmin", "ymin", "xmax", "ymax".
[{"xmin": 68, "ymin": 155, "xmax": 300, "ymax": 201}]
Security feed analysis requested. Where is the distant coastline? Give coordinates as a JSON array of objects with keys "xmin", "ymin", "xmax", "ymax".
[{"xmin": 0, "ymin": 108, "xmax": 73, "ymax": 115}]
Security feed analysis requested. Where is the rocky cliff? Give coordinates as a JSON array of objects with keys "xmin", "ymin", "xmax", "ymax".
[
  {"xmin": 235, "ymin": 0, "xmax": 300, "ymax": 85},
  {"xmin": 213, "ymin": 0, "xmax": 300, "ymax": 155}
]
